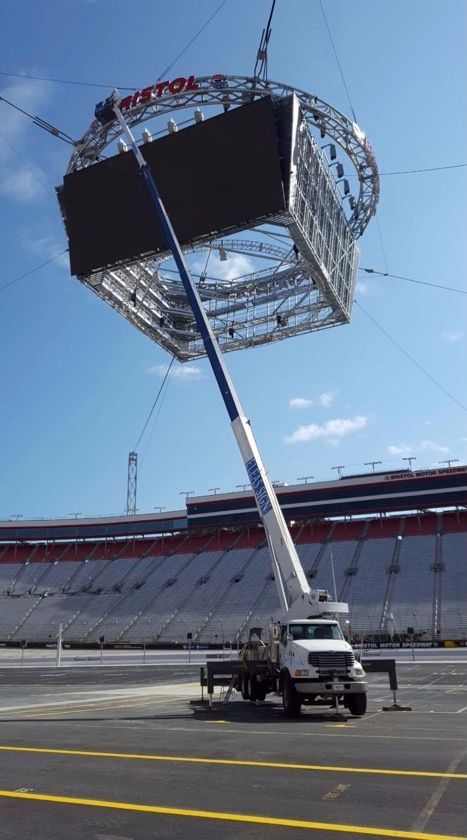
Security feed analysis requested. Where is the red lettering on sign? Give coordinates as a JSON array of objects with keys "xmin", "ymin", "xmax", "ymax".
[
  {"xmin": 119, "ymin": 95, "xmax": 133, "ymax": 111},
  {"xmin": 139, "ymin": 85, "xmax": 155, "ymax": 105},
  {"xmin": 186, "ymin": 75, "xmax": 199, "ymax": 91},
  {"xmin": 155, "ymin": 81, "xmax": 169, "ymax": 98},
  {"xmin": 168, "ymin": 77, "xmax": 186, "ymax": 95},
  {"xmin": 119, "ymin": 75, "xmax": 199, "ymax": 111}
]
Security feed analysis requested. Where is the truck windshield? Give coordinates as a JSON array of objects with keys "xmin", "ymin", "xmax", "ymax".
[{"xmin": 289, "ymin": 623, "xmax": 343, "ymax": 641}]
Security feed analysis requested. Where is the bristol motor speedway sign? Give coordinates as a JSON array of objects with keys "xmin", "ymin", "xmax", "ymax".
[
  {"xmin": 119, "ymin": 75, "xmax": 200, "ymax": 111},
  {"xmin": 118, "ymin": 74, "xmax": 228, "ymax": 112}
]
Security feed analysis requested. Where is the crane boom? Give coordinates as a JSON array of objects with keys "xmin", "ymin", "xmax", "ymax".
[{"xmin": 95, "ymin": 92, "xmax": 343, "ymax": 620}]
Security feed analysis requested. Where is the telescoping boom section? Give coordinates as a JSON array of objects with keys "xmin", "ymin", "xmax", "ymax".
[{"xmin": 94, "ymin": 91, "xmax": 347, "ymax": 621}]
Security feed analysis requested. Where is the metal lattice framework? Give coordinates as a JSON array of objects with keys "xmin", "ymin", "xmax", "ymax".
[{"xmin": 65, "ymin": 75, "xmax": 379, "ymax": 361}]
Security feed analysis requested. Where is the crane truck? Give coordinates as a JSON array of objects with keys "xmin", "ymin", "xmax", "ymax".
[{"xmin": 94, "ymin": 91, "xmax": 367, "ymax": 717}]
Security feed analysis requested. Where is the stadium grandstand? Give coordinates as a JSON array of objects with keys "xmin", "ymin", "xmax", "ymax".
[{"xmin": 0, "ymin": 466, "xmax": 465, "ymax": 647}]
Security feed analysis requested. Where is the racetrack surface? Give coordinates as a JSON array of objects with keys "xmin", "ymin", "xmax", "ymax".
[{"xmin": 0, "ymin": 658, "xmax": 466, "ymax": 839}]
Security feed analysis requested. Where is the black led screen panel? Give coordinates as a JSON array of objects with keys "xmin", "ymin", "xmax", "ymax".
[{"xmin": 60, "ymin": 96, "xmax": 291, "ymax": 277}]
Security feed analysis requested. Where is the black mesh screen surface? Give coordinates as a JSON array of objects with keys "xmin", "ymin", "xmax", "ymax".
[{"xmin": 60, "ymin": 96, "xmax": 292, "ymax": 277}]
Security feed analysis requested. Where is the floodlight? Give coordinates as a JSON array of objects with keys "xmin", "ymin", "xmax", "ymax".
[
  {"xmin": 219, "ymin": 246, "xmax": 228, "ymax": 261},
  {"xmin": 142, "ymin": 128, "xmax": 152, "ymax": 143},
  {"xmin": 117, "ymin": 138, "xmax": 128, "ymax": 153},
  {"xmin": 167, "ymin": 118, "xmax": 178, "ymax": 134},
  {"xmin": 194, "ymin": 107, "xmax": 204, "ymax": 124}
]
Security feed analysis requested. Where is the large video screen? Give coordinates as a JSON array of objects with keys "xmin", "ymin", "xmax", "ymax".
[{"xmin": 59, "ymin": 96, "xmax": 291, "ymax": 278}]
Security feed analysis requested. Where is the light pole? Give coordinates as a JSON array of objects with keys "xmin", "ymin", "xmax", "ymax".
[
  {"xmin": 439, "ymin": 459, "xmax": 459, "ymax": 469},
  {"xmin": 208, "ymin": 488, "xmax": 221, "ymax": 495},
  {"xmin": 153, "ymin": 506, "xmax": 166, "ymax": 513},
  {"xmin": 236, "ymin": 483, "xmax": 250, "ymax": 491},
  {"xmin": 179, "ymin": 490, "xmax": 195, "ymax": 500},
  {"xmin": 332, "ymin": 465, "xmax": 345, "ymax": 479},
  {"xmin": 402, "ymin": 456, "xmax": 417, "ymax": 471},
  {"xmin": 297, "ymin": 475, "xmax": 314, "ymax": 484},
  {"xmin": 364, "ymin": 461, "xmax": 382, "ymax": 473}
]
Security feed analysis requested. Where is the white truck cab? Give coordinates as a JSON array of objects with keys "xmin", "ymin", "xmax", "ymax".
[{"xmin": 276, "ymin": 618, "xmax": 367, "ymax": 717}]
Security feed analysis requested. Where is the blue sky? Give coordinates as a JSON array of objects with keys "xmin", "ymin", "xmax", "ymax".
[{"xmin": 0, "ymin": 0, "xmax": 465, "ymax": 519}]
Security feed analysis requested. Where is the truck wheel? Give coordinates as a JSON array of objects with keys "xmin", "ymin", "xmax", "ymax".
[
  {"xmin": 240, "ymin": 674, "xmax": 250, "ymax": 700},
  {"xmin": 282, "ymin": 678, "xmax": 301, "ymax": 718},
  {"xmin": 255, "ymin": 682, "xmax": 267, "ymax": 702},
  {"xmin": 248, "ymin": 674, "xmax": 258, "ymax": 701},
  {"xmin": 347, "ymin": 693, "xmax": 367, "ymax": 716}
]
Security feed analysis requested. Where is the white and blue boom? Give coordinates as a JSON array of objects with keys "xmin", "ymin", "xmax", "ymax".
[{"xmin": 95, "ymin": 91, "xmax": 346, "ymax": 622}]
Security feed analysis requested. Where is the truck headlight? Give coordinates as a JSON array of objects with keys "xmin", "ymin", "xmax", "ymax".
[
  {"xmin": 294, "ymin": 668, "xmax": 309, "ymax": 677},
  {"xmin": 354, "ymin": 662, "xmax": 366, "ymax": 678}
]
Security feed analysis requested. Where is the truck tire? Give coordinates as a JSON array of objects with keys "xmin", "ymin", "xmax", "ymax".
[
  {"xmin": 240, "ymin": 674, "xmax": 250, "ymax": 700},
  {"xmin": 282, "ymin": 678, "xmax": 301, "ymax": 718},
  {"xmin": 255, "ymin": 682, "xmax": 267, "ymax": 702},
  {"xmin": 347, "ymin": 692, "xmax": 367, "ymax": 716},
  {"xmin": 248, "ymin": 674, "xmax": 258, "ymax": 701}
]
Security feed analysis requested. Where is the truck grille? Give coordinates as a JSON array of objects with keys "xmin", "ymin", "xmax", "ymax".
[{"xmin": 307, "ymin": 651, "xmax": 355, "ymax": 675}]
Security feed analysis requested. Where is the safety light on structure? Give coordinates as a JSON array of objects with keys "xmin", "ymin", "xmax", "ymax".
[
  {"xmin": 219, "ymin": 246, "xmax": 228, "ymax": 261},
  {"xmin": 142, "ymin": 128, "xmax": 152, "ymax": 143},
  {"xmin": 167, "ymin": 118, "xmax": 178, "ymax": 134},
  {"xmin": 117, "ymin": 138, "xmax": 128, "ymax": 153},
  {"xmin": 194, "ymin": 107, "xmax": 204, "ymax": 124}
]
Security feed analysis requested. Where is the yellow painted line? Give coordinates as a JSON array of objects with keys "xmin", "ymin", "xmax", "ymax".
[
  {"xmin": 0, "ymin": 789, "xmax": 464, "ymax": 839},
  {"xmin": 0, "ymin": 745, "xmax": 465, "ymax": 780}
]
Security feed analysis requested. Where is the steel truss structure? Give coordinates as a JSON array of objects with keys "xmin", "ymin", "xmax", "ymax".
[{"xmin": 66, "ymin": 75, "xmax": 379, "ymax": 361}]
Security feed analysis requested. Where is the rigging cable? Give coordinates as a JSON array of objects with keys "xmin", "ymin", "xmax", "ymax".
[
  {"xmin": 156, "ymin": 0, "xmax": 230, "ymax": 81},
  {"xmin": 133, "ymin": 356, "xmax": 175, "ymax": 452},
  {"xmin": 361, "ymin": 268, "xmax": 466, "ymax": 296},
  {"xmin": 318, "ymin": 0, "xmax": 356, "ymax": 122},
  {"xmin": 0, "ymin": 249, "xmax": 68, "ymax": 292},
  {"xmin": 378, "ymin": 163, "xmax": 467, "ymax": 176},
  {"xmin": 0, "ymin": 127, "xmax": 55, "ymax": 198},
  {"xmin": 0, "ymin": 70, "xmax": 136, "ymax": 90},
  {"xmin": 354, "ymin": 299, "xmax": 466, "ymax": 413},
  {"xmin": 253, "ymin": 0, "xmax": 277, "ymax": 81}
]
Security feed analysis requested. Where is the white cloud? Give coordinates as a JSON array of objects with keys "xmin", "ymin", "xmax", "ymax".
[
  {"xmin": 289, "ymin": 397, "xmax": 313, "ymax": 410},
  {"xmin": 0, "ymin": 78, "xmax": 53, "ymax": 203},
  {"xmin": 388, "ymin": 443, "xmax": 412, "ymax": 457},
  {"xmin": 440, "ymin": 330, "xmax": 463, "ymax": 343},
  {"xmin": 355, "ymin": 280, "xmax": 374, "ymax": 295},
  {"xmin": 192, "ymin": 251, "xmax": 255, "ymax": 283},
  {"xmin": 147, "ymin": 363, "xmax": 203, "ymax": 381},
  {"xmin": 388, "ymin": 440, "xmax": 449, "ymax": 457},
  {"xmin": 285, "ymin": 415, "xmax": 367, "ymax": 445},
  {"xmin": 419, "ymin": 440, "xmax": 449, "ymax": 455},
  {"xmin": 318, "ymin": 390, "xmax": 336, "ymax": 408}
]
